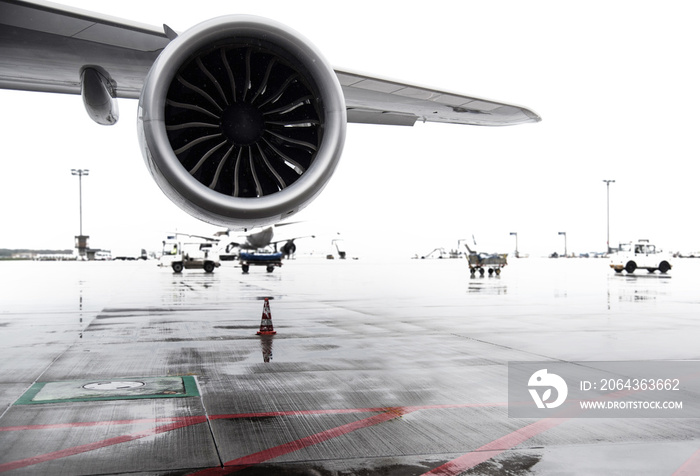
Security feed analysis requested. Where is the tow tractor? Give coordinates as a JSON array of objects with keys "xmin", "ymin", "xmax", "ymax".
[
  {"xmin": 239, "ymin": 249, "xmax": 283, "ymax": 274},
  {"xmin": 609, "ymin": 239, "xmax": 672, "ymax": 274},
  {"xmin": 159, "ymin": 237, "xmax": 221, "ymax": 273}
]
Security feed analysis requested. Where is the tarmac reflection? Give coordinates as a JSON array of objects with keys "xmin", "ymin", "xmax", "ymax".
[{"xmin": 259, "ymin": 335, "xmax": 274, "ymax": 363}]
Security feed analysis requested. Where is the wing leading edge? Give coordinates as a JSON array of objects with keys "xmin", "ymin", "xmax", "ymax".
[{"xmin": 0, "ymin": 0, "xmax": 540, "ymax": 126}]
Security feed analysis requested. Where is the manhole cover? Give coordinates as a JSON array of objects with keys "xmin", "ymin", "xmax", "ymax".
[{"xmin": 83, "ymin": 381, "xmax": 146, "ymax": 390}]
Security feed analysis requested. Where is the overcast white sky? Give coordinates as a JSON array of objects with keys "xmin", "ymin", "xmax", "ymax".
[{"xmin": 2, "ymin": 1, "xmax": 699, "ymax": 258}]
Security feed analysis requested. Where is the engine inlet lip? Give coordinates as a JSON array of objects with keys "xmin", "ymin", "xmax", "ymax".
[{"xmin": 139, "ymin": 15, "xmax": 346, "ymax": 227}]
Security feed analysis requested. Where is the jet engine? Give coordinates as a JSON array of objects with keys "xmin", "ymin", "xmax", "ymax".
[{"xmin": 138, "ymin": 16, "xmax": 346, "ymax": 229}]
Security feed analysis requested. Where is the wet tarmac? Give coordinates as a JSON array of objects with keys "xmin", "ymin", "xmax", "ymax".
[{"xmin": 1, "ymin": 257, "xmax": 700, "ymax": 475}]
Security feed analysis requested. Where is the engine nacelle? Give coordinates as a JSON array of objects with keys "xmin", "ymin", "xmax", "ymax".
[{"xmin": 138, "ymin": 16, "xmax": 346, "ymax": 229}]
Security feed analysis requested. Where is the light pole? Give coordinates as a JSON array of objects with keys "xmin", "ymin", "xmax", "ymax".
[
  {"xmin": 71, "ymin": 169, "xmax": 89, "ymax": 257},
  {"xmin": 603, "ymin": 179, "xmax": 615, "ymax": 254},
  {"xmin": 558, "ymin": 231, "xmax": 567, "ymax": 257},
  {"xmin": 510, "ymin": 232, "xmax": 518, "ymax": 258}
]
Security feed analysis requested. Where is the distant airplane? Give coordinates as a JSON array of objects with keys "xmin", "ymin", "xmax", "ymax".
[
  {"xmin": 178, "ymin": 223, "xmax": 312, "ymax": 260},
  {"xmin": 0, "ymin": 1, "xmax": 540, "ymax": 231},
  {"xmin": 216, "ymin": 224, "xmax": 314, "ymax": 259}
]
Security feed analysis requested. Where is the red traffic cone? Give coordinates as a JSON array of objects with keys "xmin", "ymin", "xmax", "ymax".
[{"xmin": 256, "ymin": 298, "xmax": 276, "ymax": 335}]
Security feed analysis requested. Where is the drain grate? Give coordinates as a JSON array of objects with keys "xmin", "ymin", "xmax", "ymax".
[{"xmin": 15, "ymin": 376, "xmax": 199, "ymax": 405}]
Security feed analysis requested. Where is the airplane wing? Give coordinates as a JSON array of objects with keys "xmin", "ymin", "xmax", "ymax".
[
  {"xmin": 270, "ymin": 235, "xmax": 314, "ymax": 246},
  {"xmin": 168, "ymin": 232, "xmax": 220, "ymax": 242},
  {"xmin": 0, "ymin": 0, "xmax": 541, "ymax": 231},
  {"xmin": 337, "ymin": 70, "xmax": 539, "ymax": 126},
  {"xmin": 0, "ymin": 0, "xmax": 540, "ymax": 125},
  {"xmin": 0, "ymin": 0, "xmax": 169, "ymax": 98}
]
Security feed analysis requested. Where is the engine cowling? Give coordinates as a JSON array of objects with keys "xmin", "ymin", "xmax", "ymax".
[{"xmin": 138, "ymin": 15, "xmax": 346, "ymax": 229}]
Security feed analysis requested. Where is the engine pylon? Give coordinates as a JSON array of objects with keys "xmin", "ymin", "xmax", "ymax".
[{"xmin": 256, "ymin": 298, "xmax": 277, "ymax": 335}]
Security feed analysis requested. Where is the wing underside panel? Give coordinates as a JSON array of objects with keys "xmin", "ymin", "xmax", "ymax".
[
  {"xmin": 0, "ymin": 0, "xmax": 169, "ymax": 98},
  {"xmin": 337, "ymin": 70, "xmax": 540, "ymax": 126},
  {"xmin": 0, "ymin": 0, "xmax": 540, "ymax": 125}
]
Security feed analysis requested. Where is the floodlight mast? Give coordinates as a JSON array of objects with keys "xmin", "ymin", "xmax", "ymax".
[
  {"xmin": 71, "ymin": 169, "xmax": 90, "ymax": 257},
  {"xmin": 603, "ymin": 180, "xmax": 615, "ymax": 253},
  {"xmin": 558, "ymin": 231, "xmax": 567, "ymax": 257}
]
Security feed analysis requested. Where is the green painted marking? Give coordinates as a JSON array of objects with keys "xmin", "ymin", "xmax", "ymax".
[{"xmin": 14, "ymin": 376, "xmax": 199, "ymax": 405}]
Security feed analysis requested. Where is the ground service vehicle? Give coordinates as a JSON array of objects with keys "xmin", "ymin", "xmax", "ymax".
[
  {"xmin": 609, "ymin": 240, "xmax": 672, "ymax": 274},
  {"xmin": 160, "ymin": 239, "xmax": 221, "ymax": 273},
  {"xmin": 467, "ymin": 252, "xmax": 508, "ymax": 276},
  {"xmin": 462, "ymin": 242, "xmax": 508, "ymax": 276},
  {"xmin": 239, "ymin": 250, "xmax": 283, "ymax": 274}
]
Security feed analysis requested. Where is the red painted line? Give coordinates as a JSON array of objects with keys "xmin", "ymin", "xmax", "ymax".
[
  {"xmin": 416, "ymin": 388, "xmax": 668, "ymax": 475},
  {"xmin": 208, "ymin": 408, "xmax": 387, "ymax": 420},
  {"xmin": 207, "ymin": 403, "xmax": 507, "ymax": 422},
  {"xmin": 0, "ymin": 403, "xmax": 506, "ymax": 433},
  {"xmin": 0, "ymin": 416, "xmax": 207, "ymax": 473},
  {"xmin": 420, "ymin": 418, "xmax": 568, "ymax": 476},
  {"xmin": 399, "ymin": 403, "xmax": 508, "ymax": 413},
  {"xmin": 0, "ymin": 402, "xmax": 508, "ymax": 473},
  {"xmin": 0, "ymin": 417, "xmax": 185, "ymax": 432},
  {"xmin": 191, "ymin": 410, "xmax": 409, "ymax": 475},
  {"xmin": 672, "ymin": 447, "xmax": 700, "ymax": 476}
]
